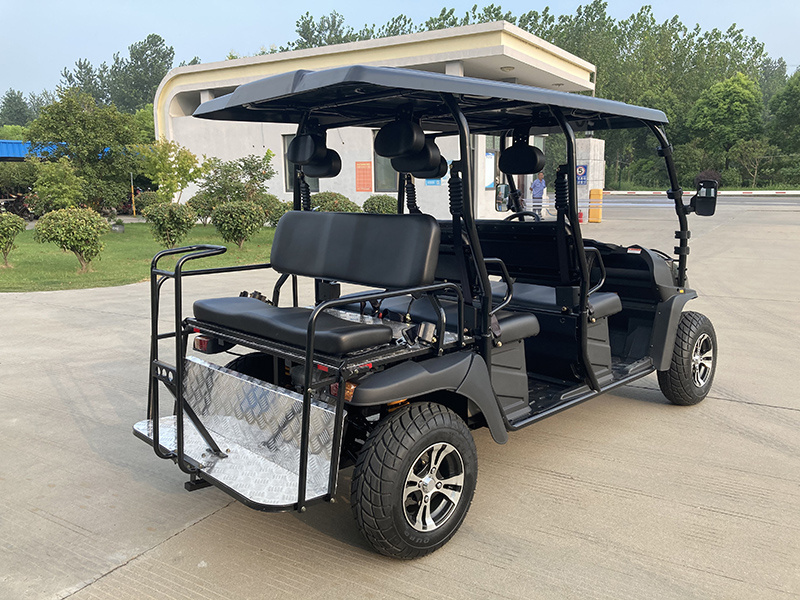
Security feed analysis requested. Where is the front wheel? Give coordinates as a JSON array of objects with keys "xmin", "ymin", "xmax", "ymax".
[
  {"xmin": 351, "ymin": 402, "xmax": 477, "ymax": 559},
  {"xmin": 658, "ymin": 311, "xmax": 717, "ymax": 405}
]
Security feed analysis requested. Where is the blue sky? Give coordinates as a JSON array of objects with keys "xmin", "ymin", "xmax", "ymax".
[{"xmin": 2, "ymin": 0, "xmax": 798, "ymax": 95}]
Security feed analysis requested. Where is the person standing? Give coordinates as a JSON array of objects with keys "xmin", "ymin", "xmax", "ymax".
[{"xmin": 530, "ymin": 171, "xmax": 546, "ymax": 216}]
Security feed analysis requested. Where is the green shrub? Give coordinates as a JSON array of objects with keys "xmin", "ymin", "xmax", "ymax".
[
  {"xmin": 187, "ymin": 191, "xmax": 217, "ymax": 226},
  {"xmin": 252, "ymin": 192, "xmax": 292, "ymax": 226},
  {"xmin": 133, "ymin": 190, "xmax": 166, "ymax": 215},
  {"xmin": 363, "ymin": 194, "xmax": 397, "ymax": 214},
  {"xmin": 142, "ymin": 202, "xmax": 196, "ymax": 248},
  {"xmin": 30, "ymin": 157, "xmax": 86, "ymax": 218},
  {"xmin": 211, "ymin": 201, "xmax": 265, "ymax": 249},
  {"xmin": 34, "ymin": 207, "xmax": 110, "ymax": 272},
  {"xmin": 310, "ymin": 191, "xmax": 361, "ymax": 212},
  {"xmin": 0, "ymin": 212, "xmax": 26, "ymax": 268}
]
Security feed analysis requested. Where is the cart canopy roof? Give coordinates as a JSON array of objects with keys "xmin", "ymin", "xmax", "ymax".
[{"xmin": 194, "ymin": 65, "xmax": 667, "ymax": 135}]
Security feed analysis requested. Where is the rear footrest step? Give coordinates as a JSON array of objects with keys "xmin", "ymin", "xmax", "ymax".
[{"xmin": 134, "ymin": 357, "xmax": 342, "ymax": 508}]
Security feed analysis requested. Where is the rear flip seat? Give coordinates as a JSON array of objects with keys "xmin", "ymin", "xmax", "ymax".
[{"xmin": 193, "ymin": 211, "xmax": 441, "ymax": 356}]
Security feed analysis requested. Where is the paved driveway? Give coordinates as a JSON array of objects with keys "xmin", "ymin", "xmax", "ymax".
[{"xmin": 1, "ymin": 203, "xmax": 798, "ymax": 599}]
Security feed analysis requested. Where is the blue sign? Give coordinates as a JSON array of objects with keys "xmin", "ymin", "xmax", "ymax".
[
  {"xmin": 425, "ymin": 178, "xmax": 442, "ymax": 186},
  {"xmin": 576, "ymin": 164, "xmax": 588, "ymax": 185}
]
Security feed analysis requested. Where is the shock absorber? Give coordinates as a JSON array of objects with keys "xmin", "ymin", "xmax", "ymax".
[
  {"xmin": 405, "ymin": 174, "xmax": 421, "ymax": 214},
  {"xmin": 555, "ymin": 164, "xmax": 569, "ymax": 213},
  {"xmin": 448, "ymin": 164, "xmax": 464, "ymax": 217},
  {"xmin": 299, "ymin": 172, "xmax": 311, "ymax": 211}
]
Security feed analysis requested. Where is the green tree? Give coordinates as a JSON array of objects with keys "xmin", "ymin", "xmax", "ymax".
[
  {"xmin": 0, "ymin": 124, "xmax": 27, "ymax": 140},
  {"xmin": 134, "ymin": 138, "xmax": 205, "ymax": 203},
  {"xmin": 687, "ymin": 73, "xmax": 763, "ymax": 161},
  {"xmin": 27, "ymin": 89, "xmax": 136, "ymax": 209},
  {"xmin": 729, "ymin": 138, "xmax": 779, "ymax": 187},
  {"xmin": 0, "ymin": 160, "xmax": 38, "ymax": 196},
  {"xmin": 0, "ymin": 212, "xmax": 26, "ymax": 268},
  {"xmin": 132, "ymin": 104, "xmax": 156, "ymax": 143},
  {"xmin": 198, "ymin": 152, "xmax": 276, "ymax": 203},
  {"xmin": 59, "ymin": 34, "xmax": 174, "ymax": 113},
  {"xmin": 282, "ymin": 11, "xmax": 366, "ymax": 51},
  {"xmin": 211, "ymin": 201, "xmax": 265, "ymax": 249},
  {"xmin": 107, "ymin": 34, "xmax": 175, "ymax": 112},
  {"xmin": 142, "ymin": 202, "xmax": 195, "ymax": 248},
  {"xmin": 34, "ymin": 207, "xmax": 110, "ymax": 272},
  {"xmin": 0, "ymin": 89, "xmax": 35, "ymax": 126},
  {"xmin": 769, "ymin": 70, "xmax": 800, "ymax": 153},
  {"xmin": 60, "ymin": 58, "xmax": 110, "ymax": 104},
  {"xmin": 30, "ymin": 157, "xmax": 87, "ymax": 217},
  {"xmin": 26, "ymin": 89, "xmax": 56, "ymax": 120}
]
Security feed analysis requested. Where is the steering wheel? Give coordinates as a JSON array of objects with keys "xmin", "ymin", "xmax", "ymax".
[{"xmin": 503, "ymin": 210, "xmax": 541, "ymax": 222}]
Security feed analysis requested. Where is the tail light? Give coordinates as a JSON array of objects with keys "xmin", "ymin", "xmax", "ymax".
[{"xmin": 329, "ymin": 381, "xmax": 357, "ymax": 401}]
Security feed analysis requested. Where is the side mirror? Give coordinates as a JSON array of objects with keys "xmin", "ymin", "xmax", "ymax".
[
  {"xmin": 690, "ymin": 179, "xmax": 717, "ymax": 216},
  {"xmin": 495, "ymin": 183, "xmax": 510, "ymax": 212}
]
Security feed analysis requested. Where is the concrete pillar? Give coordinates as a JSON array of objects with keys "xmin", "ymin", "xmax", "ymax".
[
  {"xmin": 575, "ymin": 137, "xmax": 605, "ymax": 202},
  {"xmin": 200, "ymin": 90, "xmax": 215, "ymax": 103}
]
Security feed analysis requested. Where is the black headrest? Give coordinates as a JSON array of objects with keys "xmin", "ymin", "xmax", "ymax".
[
  {"xmin": 304, "ymin": 149, "xmax": 341, "ymax": 178},
  {"xmin": 499, "ymin": 144, "xmax": 545, "ymax": 175},
  {"xmin": 391, "ymin": 139, "xmax": 441, "ymax": 174},
  {"xmin": 287, "ymin": 133, "xmax": 326, "ymax": 165},
  {"xmin": 375, "ymin": 120, "xmax": 425, "ymax": 158},
  {"xmin": 411, "ymin": 156, "xmax": 448, "ymax": 179}
]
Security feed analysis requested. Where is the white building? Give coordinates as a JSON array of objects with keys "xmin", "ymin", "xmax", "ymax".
[{"xmin": 154, "ymin": 21, "xmax": 603, "ymax": 218}]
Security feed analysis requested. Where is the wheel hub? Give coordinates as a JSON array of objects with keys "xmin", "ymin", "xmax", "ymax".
[
  {"xmin": 691, "ymin": 332, "xmax": 714, "ymax": 387},
  {"xmin": 403, "ymin": 442, "xmax": 465, "ymax": 532}
]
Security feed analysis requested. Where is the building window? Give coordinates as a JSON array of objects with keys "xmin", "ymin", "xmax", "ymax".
[
  {"xmin": 373, "ymin": 131, "xmax": 398, "ymax": 193},
  {"xmin": 282, "ymin": 135, "xmax": 320, "ymax": 193}
]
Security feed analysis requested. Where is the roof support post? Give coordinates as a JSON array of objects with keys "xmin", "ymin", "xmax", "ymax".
[
  {"xmin": 441, "ymin": 93, "xmax": 494, "ymax": 371},
  {"xmin": 551, "ymin": 107, "xmax": 601, "ymax": 392}
]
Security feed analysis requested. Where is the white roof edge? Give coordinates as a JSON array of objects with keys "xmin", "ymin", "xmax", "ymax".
[{"xmin": 155, "ymin": 20, "xmax": 594, "ymax": 97}]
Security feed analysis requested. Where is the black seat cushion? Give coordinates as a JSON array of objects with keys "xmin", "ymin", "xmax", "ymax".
[
  {"xmin": 194, "ymin": 297, "xmax": 393, "ymax": 355},
  {"xmin": 491, "ymin": 281, "xmax": 622, "ymax": 319},
  {"xmin": 494, "ymin": 310, "xmax": 540, "ymax": 342}
]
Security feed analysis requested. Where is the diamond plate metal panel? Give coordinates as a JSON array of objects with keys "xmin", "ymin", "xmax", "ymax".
[{"xmin": 133, "ymin": 357, "xmax": 341, "ymax": 506}]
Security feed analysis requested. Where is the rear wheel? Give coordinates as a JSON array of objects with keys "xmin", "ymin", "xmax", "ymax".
[
  {"xmin": 658, "ymin": 311, "xmax": 716, "ymax": 405},
  {"xmin": 351, "ymin": 402, "xmax": 477, "ymax": 559}
]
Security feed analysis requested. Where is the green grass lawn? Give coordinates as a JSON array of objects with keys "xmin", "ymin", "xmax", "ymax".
[{"xmin": 0, "ymin": 223, "xmax": 275, "ymax": 292}]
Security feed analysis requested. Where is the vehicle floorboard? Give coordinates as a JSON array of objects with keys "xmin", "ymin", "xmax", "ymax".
[{"xmin": 508, "ymin": 356, "xmax": 655, "ymax": 429}]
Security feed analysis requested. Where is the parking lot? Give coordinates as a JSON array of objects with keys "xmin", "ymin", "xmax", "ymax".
[{"xmin": 1, "ymin": 199, "xmax": 798, "ymax": 599}]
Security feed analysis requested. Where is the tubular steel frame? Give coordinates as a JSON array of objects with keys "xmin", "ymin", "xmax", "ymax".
[{"xmin": 144, "ymin": 244, "xmax": 465, "ymax": 512}]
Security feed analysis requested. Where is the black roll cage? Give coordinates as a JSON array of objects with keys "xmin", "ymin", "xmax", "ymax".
[{"xmin": 283, "ymin": 89, "xmax": 686, "ymax": 391}]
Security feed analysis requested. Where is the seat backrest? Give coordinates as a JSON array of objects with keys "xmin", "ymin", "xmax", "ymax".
[
  {"xmin": 271, "ymin": 211, "xmax": 440, "ymax": 289},
  {"xmin": 475, "ymin": 220, "xmax": 580, "ymax": 286}
]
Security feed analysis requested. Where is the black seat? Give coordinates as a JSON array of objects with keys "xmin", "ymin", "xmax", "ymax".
[
  {"xmin": 491, "ymin": 281, "xmax": 622, "ymax": 319},
  {"xmin": 192, "ymin": 211, "xmax": 441, "ymax": 356},
  {"xmin": 194, "ymin": 297, "xmax": 392, "ymax": 355}
]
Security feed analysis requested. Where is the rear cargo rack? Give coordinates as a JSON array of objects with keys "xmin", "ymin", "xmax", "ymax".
[{"xmin": 137, "ymin": 244, "xmax": 464, "ymax": 512}]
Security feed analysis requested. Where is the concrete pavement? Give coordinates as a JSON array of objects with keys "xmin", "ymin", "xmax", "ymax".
[{"xmin": 1, "ymin": 202, "xmax": 798, "ymax": 599}]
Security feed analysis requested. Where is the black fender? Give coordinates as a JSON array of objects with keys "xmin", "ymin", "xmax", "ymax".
[
  {"xmin": 350, "ymin": 351, "xmax": 509, "ymax": 444},
  {"xmin": 650, "ymin": 290, "xmax": 698, "ymax": 371}
]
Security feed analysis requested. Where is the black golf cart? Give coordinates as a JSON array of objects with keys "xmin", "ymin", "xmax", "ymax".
[{"xmin": 134, "ymin": 66, "xmax": 718, "ymax": 559}]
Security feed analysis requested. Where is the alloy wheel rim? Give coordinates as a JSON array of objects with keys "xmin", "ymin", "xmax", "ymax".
[
  {"xmin": 403, "ymin": 442, "xmax": 465, "ymax": 532},
  {"xmin": 691, "ymin": 332, "xmax": 714, "ymax": 387}
]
